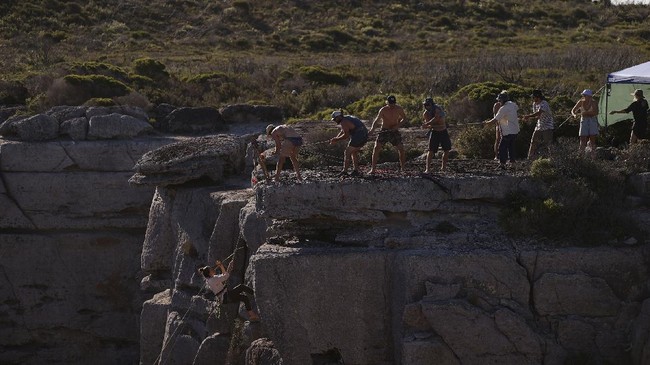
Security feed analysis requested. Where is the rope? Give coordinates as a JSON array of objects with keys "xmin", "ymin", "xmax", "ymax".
[{"xmin": 154, "ymin": 242, "xmax": 246, "ymax": 365}]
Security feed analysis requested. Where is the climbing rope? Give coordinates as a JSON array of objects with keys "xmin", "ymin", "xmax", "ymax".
[{"xmin": 154, "ymin": 241, "xmax": 247, "ymax": 365}]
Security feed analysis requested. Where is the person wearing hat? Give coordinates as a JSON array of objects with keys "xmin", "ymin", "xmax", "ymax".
[
  {"xmin": 329, "ymin": 110, "xmax": 369, "ymax": 177},
  {"xmin": 199, "ymin": 260, "xmax": 260, "ymax": 322},
  {"xmin": 265, "ymin": 123, "xmax": 303, "ymax": 181},
  {"xmin": 523, "ymin": 89, "xmax": 555, "ymax": 159},
  {"xmin": 609, "ymin": 89, "xmax": 648, "ymax": 144},
  {"xmin": 421, "ymin": 97, "xmax": 450, "ymax": 173},
  {"xmin": 368, "ymin": 95, "xmax": 408, "ymax": 174},
  {"xmin": 571, "ymin": 89, "xmax": 599, "ymax": 158},
  {"xmin": 483, "ymin": 91, "xmax": 520, "ymax": 169}
]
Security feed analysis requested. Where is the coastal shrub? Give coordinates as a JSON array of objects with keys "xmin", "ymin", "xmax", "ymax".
[
  {"xmin": 68, "ymin": 61, "xmax": 129, "ymax": 82},
  {"xmin": 133, "ymin": 57, "xmax": 170, "ymax": 81},
  {"xmin": 298, "ymin": 66, "xmax": 348, "ymax": 86},
  {"xmin": 501, "ymin": 139, "xmax": 641, "ymax": 246},
  {"xmin": 454, "ymin": 124, "xmax": 495, "ymax": 159},
  {"xmin": 47, "ymin": 74, "xmax": 131, "ymax": 106}
]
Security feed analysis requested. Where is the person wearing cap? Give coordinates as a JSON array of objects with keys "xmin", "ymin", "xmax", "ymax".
[
  {"xmin": 484, "ymin": 91, "xmax": 520, "ymax": 169},
  {"xmin": 421, "ymin": 97, "xmax": 450, "ymax": 173},
  {"xmin": 523, "ymin": 89, "xmax": 555, "ymax": 159},
  {"xmin": 368, "ymin": 95, "xmax": 408, "ymax": 174},
  {"xmin": 609, "ymin": 89, "xmax": 648, "ymax": 144},
  {"xmin": 329, "ymin": 110, "xmax": 369, "ymax": 177},
  {"xmin": 199, "ymin": 260, "xmax": 260, "ymax": 322},
  {"xmin": 265, "ymin": 124, "xmax": 303, "ymax": 181},
  {"xmin": 571, "ymin": 89, "xmax": 599, "ymax": 158}
]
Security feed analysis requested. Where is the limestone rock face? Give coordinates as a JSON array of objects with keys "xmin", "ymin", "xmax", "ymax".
[
  {"xmin": 130, "ymin": 134, "xmax": 246, "ymax": 186},
  {"xmin": 0, "ymin": 137, "xmax": 180, "ymax": 365}
]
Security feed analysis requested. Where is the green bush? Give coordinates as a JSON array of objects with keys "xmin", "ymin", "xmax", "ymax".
[
  {"xmin": 133, "ymin": 57, "xmax": 170, "ymax": 81},
  {"xmin": 298, "ymin": 66, "xmax": 348, "ymax": 86},
  {"xmin": 454, "ymin": 124, "xmax": 496, "ymax": 158},
  {"xmin": 501, "ymin": 139, "xmax": 641, "ymax": 246},
  {"xmin": 46, "ymin": 74, "xmax": 132, "ymax": 106},
  {"xmin": 68, "ymin": 61, "xmax": 129, "ymax": 82}
]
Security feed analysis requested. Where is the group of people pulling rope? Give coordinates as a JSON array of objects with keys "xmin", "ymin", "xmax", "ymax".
[{"xmin": 254, "ymin": 87, "xmax": 648, "ymax": 181}]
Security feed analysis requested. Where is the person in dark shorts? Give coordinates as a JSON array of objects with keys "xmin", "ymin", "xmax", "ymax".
[
  {"xmin": 421, "ymin": 97, "xmax": 451, "ymax": 172},
  {"xmin": 609, "ymin": 89, "xmax": 648, "ymax": 144},
  {"xmin": 368, "ymin": 95, "xmax": 408, "ymax": 174},
  {"xmin": 329, "ymin": 110, "xmax": 369, "ymax": 177},
  {"xmin": 266, "ymin": 124, "xmax": 303, "ymax": 181}
]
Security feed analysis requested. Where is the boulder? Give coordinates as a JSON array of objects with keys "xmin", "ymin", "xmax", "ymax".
[
  {"xmin": 87, "ymin": 113, "xmax": 153, "ymax": 139},
  {"xmin": 164, "ymin": 106, "xmax": 225, "ymax": 133},
  {"xmin": 245, "ymin": 338, "xmax": 284, "ymax": 365},
  {"xmin": 130, "ymin": 135, "xmax": 246, "ymax": 186},
  {"xmin": 86, "ymin": 105, "xmax": 149, "ymax": 122},
  {"xmin": 1, "ymin": 113, "xmax": 59, "ymax": 141},
  {"xmin": 46, "ymin": 105, "xmax": 88, "ymax": 122},
  {"xmin": 220, "ymin": 104, "xmax": 283, "ymax": 125},
  {"xmin": 140, "ymin": 290, "xmax": 172, "ymax": 365},
  {"xmin": 193, "ymin": 334, "xmax": 231, "ymax": 365},
  {"xmin": 60, "ymin": 116, "xmax": 89, "ymax": 140}
]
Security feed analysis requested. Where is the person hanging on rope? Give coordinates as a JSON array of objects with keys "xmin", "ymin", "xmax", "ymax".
[
  {"xmin": 266, "ymin": 124, "xmax": 303, "ymax": 182},
  {"xmin": 199, "ymin": 260, "xmax": 260, "ymax": 322},
  {"xmin": 329, "ymin": 110, "xmax": 369, "ymax": 177}
]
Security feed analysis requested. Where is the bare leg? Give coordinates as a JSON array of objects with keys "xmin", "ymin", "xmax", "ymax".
[
  {"xmin": 288, "ymin": 151, "xmax": 302, "ymax": 181},
  {"xmin": 349, "ymin": 146, "xmax": 361, "ymax": 172},
  {"xmin": 494, "ymin": 127, "xmax": 501, "ymax": 160},
  {"xmin": 369, "ymin": 142, "xmax": 382, "ymax": 174},
  {"xmin": 441, "ymin": 150, "xmax": 449, "ymax": 170},
  {"xmin": 579, "ymin": 136, "xmax": 588, "ymax": 155},
  {"xmin": 343, "ymin": 146, "xmax": 352, "ymax": 172},
  {"xmin": 424, "ymin": 151, "xmax": 432, "ymax": 173},
  {"xmin": 275, "ymin": 156, "xmax": 286, "ymax": 180},
  {"xmin": 397, "ymin": 144, "xmax": 406, "ymax": 172},
  {"xmin": 589, "ymin": 135, "xmax": 597, "ymax": 159}
]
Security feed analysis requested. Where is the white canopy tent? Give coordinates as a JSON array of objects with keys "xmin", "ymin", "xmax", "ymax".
[{"xmin": 599, "ymin": 61, "xmax": 650, "ymax": 127}]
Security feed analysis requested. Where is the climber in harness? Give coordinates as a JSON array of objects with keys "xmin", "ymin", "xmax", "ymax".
[{"xmin": 199, "ymin": 260, "xmax": 260, "ymax": 322}]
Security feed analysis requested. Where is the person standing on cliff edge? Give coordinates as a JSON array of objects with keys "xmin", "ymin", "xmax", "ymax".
[
  {"xmin": 368, "ymin": 95, "xmax": 408, "ymax": 174},
  {"xmin": 265, "ymin": 123, "xmax": 303, "ymax": 182}
]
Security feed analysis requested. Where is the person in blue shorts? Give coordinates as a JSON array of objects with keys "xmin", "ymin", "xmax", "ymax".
[
  {"xmin": 329, "ymin": 110, "xmax": 369, "ymax": 177},
  {"xmin": 571, "ymin": 89, "xmax": 599, "ymax": 159},
  {"xmin": 266, "ymin": 124, "xmax": 303, "ymax": 181}
]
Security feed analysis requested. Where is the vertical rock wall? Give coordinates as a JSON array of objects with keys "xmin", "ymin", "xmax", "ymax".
[{"xmin": 0, "ymin": 138, "xmax": 175, "ymax": 365}]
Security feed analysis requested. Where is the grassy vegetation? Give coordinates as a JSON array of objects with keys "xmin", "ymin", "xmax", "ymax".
[{"xmin": 0, "ymin": 0, "xmax": 649, "ymax": 123}]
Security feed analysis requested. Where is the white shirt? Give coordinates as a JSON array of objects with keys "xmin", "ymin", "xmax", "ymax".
[
  {"xmin": 206, "ymin": 272, "xmax": 229, "ymax": 299},
  {"xmin": 494, "ymin": 101, "xmax": 520, "ymax": 135}
]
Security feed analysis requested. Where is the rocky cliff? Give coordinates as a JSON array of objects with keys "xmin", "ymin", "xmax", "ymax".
[
  {"xmin": 0, "ymin": 136, "xmax": 177, "ymax": 364},
  {"xmin": 2, "ymin": 114, "xmax": 650, "ymax": 364},
  {"xmin": 0, "ymin": 103, "xmax": 277, "ymax": 365},
  {"xmin": 133, "ymin": 134, "xmax": 650, "ymax": 365}
]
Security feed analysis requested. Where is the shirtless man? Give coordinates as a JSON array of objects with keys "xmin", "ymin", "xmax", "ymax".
[
  {"xmin": 368, "ymin": 95, "xmax": 408, "ymax": 174},
  {"xmin": 266, "ymin": 124, "xmax": 303, "ymax": 181},
  {"xmin": 421, "ymin": 97, "xmax": 450, "ymax": 173}
]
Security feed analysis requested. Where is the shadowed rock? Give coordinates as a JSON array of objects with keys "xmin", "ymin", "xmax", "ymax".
[{"xmin": 129, "ymin": 135, "xmax": 245, "ymax": 186}]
